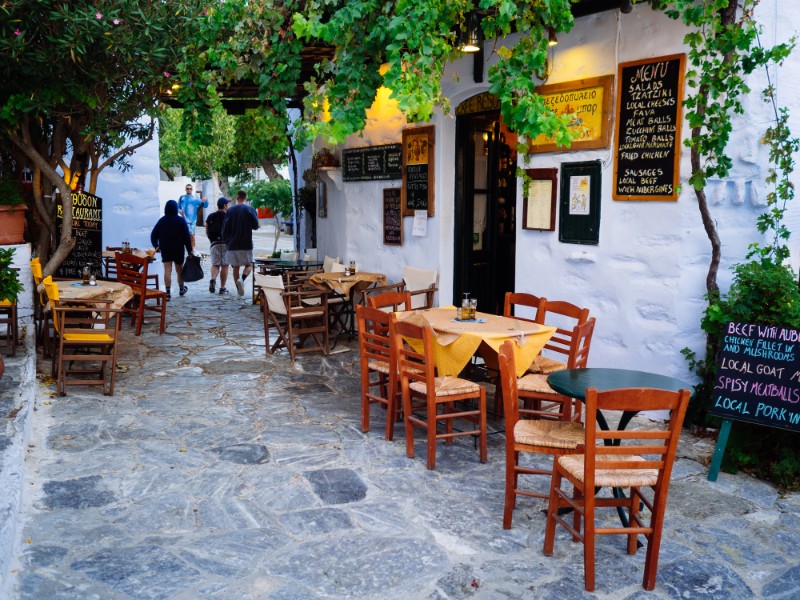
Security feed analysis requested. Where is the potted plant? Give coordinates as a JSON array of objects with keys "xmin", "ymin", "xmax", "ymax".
[
  {"xmin": 0, "ymin": 178, "xmax": 28, "ymax": 245},
  {"xmin": 0, "ymin": 247, "xmax": 23, "ymax": 378}
]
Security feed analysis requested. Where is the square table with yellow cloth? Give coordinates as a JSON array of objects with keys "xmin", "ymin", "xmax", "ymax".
[
  {"xmin": 308, "ymin": 271, "xmax": 387, "ymax": 300},
  {"xmin": 397, "ymin": 307, "xmax": 556, "ymax": 377}
]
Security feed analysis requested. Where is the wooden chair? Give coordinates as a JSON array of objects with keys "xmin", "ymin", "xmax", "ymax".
[
  {"xmin": 115, "ymin": 252, "xmax": 167, "ymax": 336},
  {"xmin": 257, "ymin": 273, "xmax": 329, "ymax": 361},
  {"xmin": 367, "ymin": 290, "xmax": 413, "ymax": 313},
  {"xmin": 356, "ymin": 304, "xmax": 401, "ymax": 440},
  {"xmin": 52, "ymin": 304, "xmax": 122, "ymax": 396},
  {"xmin": 105, "ymin": 247, "xmax": 159, "ymax": 289},
  {"xmin": 0, "ymin": 269, "xmax": 18, "ymax": 357},
  {"xmin": 30, "ymin": 257, "xmax": 50, "ymax": 355},
  {"xmin": 390, "ymin": 313, "xmax": 487, "ymax": 470},
  {"xmin": 528, "ymin": 299, "xmax": 590, "ymax": 375},
  {"xmin": 43, "ymin": 277, "xmax": 121, "ymax": 395},
  {"xmin": 322, "ymin": 255, "xmax": 340, "ymax": 273},
  {"xmin": 504, "ymin": 291, "xmax": 545, "ymax": 325},
  {"xmin": 359, "ymin": 281, "xmax": 406, "ymax": 307},
  {"xmin": 402, "ymin": 265, "xmax": 438, "ymax": 309},
  {"xmin": 497, "ymin": 341, "xmax": 585, "ymax": 529},
  {"xmin": 517, "ymin": 317, "xmax": 595, "ymax": 422},
  {"xmin": 543, "ymin": 386, "xmax": 691, "ymax": 592}
]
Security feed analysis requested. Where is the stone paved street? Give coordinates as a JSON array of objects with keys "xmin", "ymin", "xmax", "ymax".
[{"xmin": 4, "ymin": 275, "xmax": 800, "ymax": 599}]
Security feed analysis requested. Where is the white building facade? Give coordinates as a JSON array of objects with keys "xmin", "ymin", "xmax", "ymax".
[{"xmin": 307, "ymin": 2, "xmax": 800, "ymax": 382}]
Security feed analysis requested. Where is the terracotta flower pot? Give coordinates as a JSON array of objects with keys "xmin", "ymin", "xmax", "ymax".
[{"xmin": 0, "ymin": 205, "xmax": 27, "ymax": 245}]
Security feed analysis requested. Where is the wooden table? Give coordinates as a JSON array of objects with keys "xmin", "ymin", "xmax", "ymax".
[
  {"xmin": 309, "ymin": 271, "xmax": 387, "ymax": 341},
  {"xmin": 41, "ymin": 280, "xmax": 134, "ymax": 311},
  {"xmin": 102, "ymin": 249, "xmax": 155, "ymax": 261},
  {"xmin": 398, "ymin": 307, "xmax": 556, "ymax": 377}
]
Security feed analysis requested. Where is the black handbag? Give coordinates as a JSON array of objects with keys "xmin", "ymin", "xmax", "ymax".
[{"xmin": 182, "ymin": 254, "xmax": 204, "ymax": 282}]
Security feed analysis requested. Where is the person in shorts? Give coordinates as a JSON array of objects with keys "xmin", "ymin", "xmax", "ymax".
[
  {"xmin": 178, "ymin": 183, "xmax": 208, "ymax": 249},
  {"xmin": 221, "ymin": 189, "xmax": 259, "ymax": 296},
  {"xmin": 150, "ymin": 199, "xmax": 192, "ymax": 300},
  {"xmin": 205, "ymin": 197, "xmax": 230, "ymax": 294}
]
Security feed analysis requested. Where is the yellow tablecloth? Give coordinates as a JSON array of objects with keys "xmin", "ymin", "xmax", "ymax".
[
  {"xmin": 39, "ymin": 280, "xmax": 134, "ymax": 311},
  {"xmin": 309, "ymin": 271, "xmax": 386, "ymax": 300},
  {"xmin": 398, "ymin": 306, "xmax": 556, "ymax": 377}
]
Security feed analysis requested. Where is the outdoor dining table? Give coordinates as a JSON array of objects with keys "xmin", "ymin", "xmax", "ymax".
[
  {"xmin": 397, "ymin": 306, "xmax": 557, "ymax": 378},
  {"xmin": 39, "ymin": 280, "xmax": 135, "ymax": 311},
  {"xmin": 547, "ymin": 367, "xmax": 693, "ymax": 529},
  {"xmin": 101, "ymin": 248, "xmax": 155, "ymax": 261},
  {"xmin": 309, "ymin": 271, "xmax": 387, "ymax": 341},
  {"xmin": 546, "ymin": 367, "xmax": 692, "ymax": 431}
]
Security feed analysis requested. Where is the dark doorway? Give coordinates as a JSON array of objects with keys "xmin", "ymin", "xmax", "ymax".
[{"xmin": 453, "ymin": 100, "xmax": 517, "ymax": 315}]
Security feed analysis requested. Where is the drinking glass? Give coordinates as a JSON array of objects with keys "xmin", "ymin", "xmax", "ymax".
[
  {"xmin": 461, "ymin": 298, "xmax": 471, "ymax": 320},
  {"xmin": 469, "ymin": 298, "xmax": 478, "ymax": 320}
]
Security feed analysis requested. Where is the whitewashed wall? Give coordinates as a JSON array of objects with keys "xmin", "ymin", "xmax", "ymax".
[
  {"xmin": 312, "ymin": 1, "xmax": 799, "ymax": 383},
  {"xmin": 95, "ymin": 124, "xmax": 164, "ymax": 280}
]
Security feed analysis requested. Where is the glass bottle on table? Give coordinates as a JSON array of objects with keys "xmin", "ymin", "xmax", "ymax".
[
  {"xmin": 461, "ymin": 293, "xmax": 471, "ymax": 321},
  {"xmin": 82, "ymin": 264, "xmax": 91, "ymax": 284}
]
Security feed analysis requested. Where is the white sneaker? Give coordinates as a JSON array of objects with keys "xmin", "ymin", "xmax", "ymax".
[{"xmin": 235, "ymin": 279, "xmax": 244, "ymax": 296}]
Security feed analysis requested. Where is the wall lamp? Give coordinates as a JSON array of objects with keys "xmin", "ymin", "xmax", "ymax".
[
  {"xmin": 459, "ymin": 11, "xmax": 482, "ymax": 53},
  {"xmin": 547, "ymin": 27, "xmax": 558, "ymax": 47}
]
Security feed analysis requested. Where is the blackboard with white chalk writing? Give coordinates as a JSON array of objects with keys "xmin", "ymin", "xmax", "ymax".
[
  {"xmin": 342, "ymin": 144, "xmax": 402, "ymax": 181},
  {"xmin": 710, "ymin": 321, "xmax": 800, "ymax": 433},
  {"xmin": 613, "ymin": 54, "xmax": 685, "ymax": 201},
  {"xmin": 56, "ymin": 191, "xmax": 103, "ymax": 278},
  {"xmin": 383, "ymin": 188, "xmax": 402, "ymax": 246}
]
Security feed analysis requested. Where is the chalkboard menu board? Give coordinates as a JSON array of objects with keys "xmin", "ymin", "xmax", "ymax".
[
  {"xmin": 342, "ymin": 144, "xmax": 402, "ymax": 181},
  {"xmin": 56, "ymin": 191, "xmax": 103, "ymax": 278},
  {"xmin": 402, "ymin": 126, "xmax": 435, "ymax": 217},
  {"xmin": 710, "ymin": 321, "xmax": 800, "ymax": 433},
  {"xmin": 383, "ymin": 188, "xmax": 402, "ymax": 246},
  {"xmin": 613, "ymin": 54, "xmax": 685, "ymax": 201}
]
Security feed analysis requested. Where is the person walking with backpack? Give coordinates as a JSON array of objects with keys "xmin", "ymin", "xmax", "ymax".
[
  {"xmin": 222, "ymin": 189, "xmax": 259, "ymax": 296},
  {"xmin": 205, "ymin": 197, "xmax": 230, "ymax": 294}
]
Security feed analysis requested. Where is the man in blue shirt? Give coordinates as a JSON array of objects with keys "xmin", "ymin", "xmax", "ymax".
[{"xmin": 178, "ymin": 183, "xmax": 208, "ymax": 249}]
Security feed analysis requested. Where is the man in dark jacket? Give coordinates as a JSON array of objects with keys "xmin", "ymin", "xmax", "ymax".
[
  {"xmin": 150, "ymin": 199, "xmax": 192, "ymax": 300},
  {"xmin": 221, "ymin": 189, "xmax": 259, "ymax": 296},
  {"xmin": 205, "ymin": 197, "xmax": 230, "ymax": 294}
]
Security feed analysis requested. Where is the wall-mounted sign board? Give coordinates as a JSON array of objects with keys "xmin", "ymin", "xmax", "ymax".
[
  {"xmin": 56, "ymin": 191, "xmax": 103, "ymax": 278},
  {"xmin": 707, "ymin": 320, "xmax": 800, "ymax": 481},
  {"xmin": 523, "ymin": 168, "xmax": 557, "ymax": 231},
  {"xmin": 613, "ymin": 53, "xmax": 685, "ymax": 201},
  {"xmin": 383, "ymin": 188, "xmax": 402, "ymax": 246},
  {"xmin": 530, "ymin": 75, "xmax": 614, "ymax": 153},
  {"xmin": 402, "ymin": 126, "xmax": 435, "ymax": 217},
  {"xmin": 342, "ymin": 143, "xmax": 402, "ymax": 181},
  {"xmin": 558, "ymin": 161, "xmax": 601, "ymax": 245}
]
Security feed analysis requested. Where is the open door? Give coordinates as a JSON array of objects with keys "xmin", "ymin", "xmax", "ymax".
[{"xmin": 454, "ymin": 96, "xmax": 517, "ymax": 314}]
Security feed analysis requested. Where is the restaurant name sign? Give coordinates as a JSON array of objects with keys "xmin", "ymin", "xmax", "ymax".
[
  {"xmin": 530, "ymin": 75, "xmax": 613, "ymax": 153},
  {"xmin": 56, "ymin": 191, "xmax": 103, "ymax": 279}
]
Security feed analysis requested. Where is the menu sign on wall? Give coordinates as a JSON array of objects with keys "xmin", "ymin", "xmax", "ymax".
[
  {"xmin": 342, "ymin": 144, "xmax": 402, "ymax": 181},
  {"xmin": 711, "ymin": 321, "xmax": 800, "ymax": 433},
  {"xmin": 613, "ymin": 54, "xmax": 685, "ymax": 201},
  {"xmin": 56, "ymin": 191, "xmax": 103, "ymax": 278},
  {"xmin": 383, "ymin": 188, "xmax": 402, "ymax": 246},
  {"xmin": 402, "ymin": 126, "xmax": 435, "ymax": 217}
]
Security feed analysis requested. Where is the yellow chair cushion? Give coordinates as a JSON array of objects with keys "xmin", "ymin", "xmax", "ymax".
[{"xmin": 62, "ymin": 333, "xmax": 115, "ymax": 343}]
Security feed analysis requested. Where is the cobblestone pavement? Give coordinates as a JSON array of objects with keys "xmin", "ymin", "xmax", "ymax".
[{"xmin": 5, "ymin": 280, "xmax": 800, "ymax": 599}]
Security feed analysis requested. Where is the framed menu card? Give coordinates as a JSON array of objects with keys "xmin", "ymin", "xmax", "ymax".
[{"xmin": 523, "ymin": 168, "xmax": 557, "ymax": 231}]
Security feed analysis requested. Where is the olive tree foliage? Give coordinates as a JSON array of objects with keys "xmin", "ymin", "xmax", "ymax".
[{"xmin": 0, "ymin": 0, "xmax": 203, "ymax": 274}]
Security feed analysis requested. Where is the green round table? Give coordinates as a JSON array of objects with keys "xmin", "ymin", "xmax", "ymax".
[
  {"xmin": 547, "ymin": 367, "xmax": 693, "ymax": 530},
  {"xmin": 548, "ymin": 367, "xmax": 692, "ymax": 429}
]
